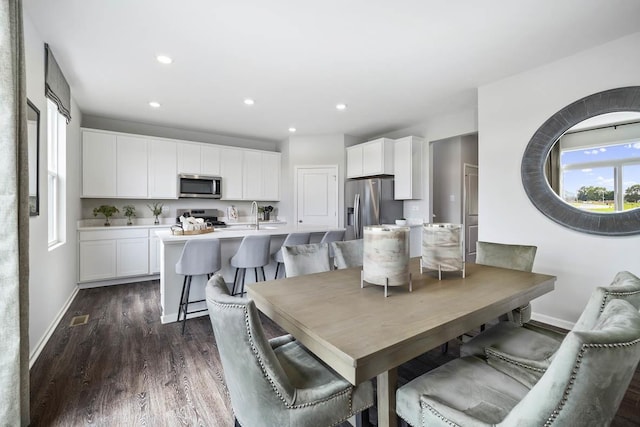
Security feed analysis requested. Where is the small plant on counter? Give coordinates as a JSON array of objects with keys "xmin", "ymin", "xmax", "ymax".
[
  {"xmin": 259, "ymin": 205, "xmax": 274, "ymax": 221},
  {"xmin": 147, "ymin": 202, "xmax": 164, "ymax": 225},
  {"xmin": 123, "ymin": 205, "xmax": 136, "ymax": 226},
  {"xmin": 93, "ymin": 205, "xmax": 119, "ymax": 226}
]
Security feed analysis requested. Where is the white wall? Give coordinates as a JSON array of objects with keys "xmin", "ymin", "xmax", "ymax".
[
  {"xmin": 478, "ymin": 32, "xmax": 640, "ymax": 328},
  {"xmin": 24, "ymin": 13, "xmax": 83, "ymax": 363}
]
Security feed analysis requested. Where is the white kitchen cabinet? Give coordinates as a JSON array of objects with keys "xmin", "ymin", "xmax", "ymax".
[
  {"xmin": 177, "ymin": 142, "xmax": 202, "ymax": 174},
  {"xmin": 117, "ymin": 237, "xmax": 149, "ymax": 277},
  {"xmin": 346, "ymin": 138, "xmax": 394, "ymax": 178},
  {"xmin": 78, "ymin": 228, "xmax": 150, "ymax": 283},
  {"xmin": 242, "ymin": 151, "xmax": 281, "ymax": 201},
  {"xmin": 346, "ymin": 145, "xmax": 363, "ymax": 178},
  {"xmin": 220, "ymin": 148, "xmax": 244, "ymax": 200},
  {"xmin": 82, "ymin": 131, "xmax": 117, "ymax": 197},
  {"xmin": 394, "ymin": 136, "xmax": 423, "ymax": 200},
  {"xmin": 148, "ymin": 139, "xmax": 178, "ymax": 198},
  {"xmin": 201, "ymin": 145, "xmax": 221, "ymax": 176},
  {"xmin": 79, "ymin": 239, "xmax": 117, "ymax": 282},
  {"xmin": 117, "ymin": 135, "xmax": 148, "ymax": 198}
]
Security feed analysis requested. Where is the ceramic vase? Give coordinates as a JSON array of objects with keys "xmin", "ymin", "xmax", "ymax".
[{"xmin": 363, "ymin": 225, "xmax": 411, "ymax": 287}]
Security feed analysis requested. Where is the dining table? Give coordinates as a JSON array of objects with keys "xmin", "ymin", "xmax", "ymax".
[{"xmin": 247, "ymin": 257, "xmax": 556, "ymax": 427}]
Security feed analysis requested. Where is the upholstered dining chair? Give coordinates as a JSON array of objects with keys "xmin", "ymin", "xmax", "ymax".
[
  {"xmin": 331, "ymin": 239, "xmax": 363, "ymax": 269},
  {"xmin": 320, "ymin": 229, "xmax": 346, "ymax": 266},
  {"xmin": 396, "ymin": 298, "xmax": 640, "ymax": 427},
  {"xmin": 282, "ymin": 243, "xmax": 331, "ymax": 277},
  {"xmin": 206, "ymin": 275, "xmax": 374, "ymax": 427},
  {"xmin": 272, "ymin": 232, "xmax": 311, "ymax": 279},
  {"xmin": 460, "ymin": 270, "xmax": 640, "ymax": 387}
]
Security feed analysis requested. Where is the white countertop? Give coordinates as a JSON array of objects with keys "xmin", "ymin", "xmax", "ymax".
[
  {"xmin": 77, "ymin": 219, "xmax": 286, "ymax": 231},
  {"xmin": 156, "ymin": 224, "xmax": 344, "ymax": 243}
]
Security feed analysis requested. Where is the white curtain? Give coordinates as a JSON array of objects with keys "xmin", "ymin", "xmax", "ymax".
[{"xmin": 0, "ymin": 0, "xmax": 30, "ymax": 425}]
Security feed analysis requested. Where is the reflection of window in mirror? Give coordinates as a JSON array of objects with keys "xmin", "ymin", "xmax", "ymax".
[{"xmin": 545, "ymin": 112, "xmax": 640, "ymax": 214}]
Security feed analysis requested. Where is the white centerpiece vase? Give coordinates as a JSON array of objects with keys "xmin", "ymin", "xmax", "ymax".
[{"xmin": 362, "ymin": 225, "xmax": 411, "ymax": 297}]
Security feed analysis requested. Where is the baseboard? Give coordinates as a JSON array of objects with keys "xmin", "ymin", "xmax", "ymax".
[
  {"xmin": 78, "ymin": 274, "xmax": 159, "ymax": 289},
  {"xmin": 161, "ymin": 309, "xmax": 209, "ymax": 325},
  {"xmin": 531, "ymin": 312, "xmax": 575, "ymax": 331},
  {"xmin": 29, "ymin": 286, "xmax": 79, "ymax": 369}
]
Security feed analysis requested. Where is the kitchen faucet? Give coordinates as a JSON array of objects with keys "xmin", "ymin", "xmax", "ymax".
[{"xmin": 250, "ymin": 201, "xmax": 259, "ymax": 230}]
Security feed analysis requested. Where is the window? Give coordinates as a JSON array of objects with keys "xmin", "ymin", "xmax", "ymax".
[{"xmin": 47, "ymin": 99, "xmax": 66, "ymax": 247}]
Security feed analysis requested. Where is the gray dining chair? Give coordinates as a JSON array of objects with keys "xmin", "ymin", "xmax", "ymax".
[
  {"xmin": 175, "ymin": 239, "xmax": 221, "ymax": 334},
  {"xmin": 320, "ymin": 229, "xmax": 346, "ymax": 265},
  {"xmin": 331, "ymin": 239, "xmax": 363, "ymax": 269},
  {"xmin": 206, "ymin": 274, "xmax": 374, "ymax": 427},
  {"xmin": 272, "ymin": 232, "xmax": 311, "ymax": 279},
  {"xmin": 282, "ymin": 243, "xmax": 331, "ymax": 277},
  {"xmin": 396, "ymin": 298, "xmax": 640, "ymax": 427},
  {"xmin": 460, "ymin": 270, "xmax": 640, "ymax": 387}
]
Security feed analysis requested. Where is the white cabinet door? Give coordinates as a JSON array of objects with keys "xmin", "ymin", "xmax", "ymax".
[
  {"xmin": 243, "ymin": 151, "xmax": 263, "ymax": 200},
  {"xmin": 117, "ymin": 238, "xmax": 149, "ymax": 277},
  {"xmin": 262, "ymin": 152, "xmax": 280, "ymax": 201},
  {"xmin": 148, "ymin": 139, "xmax": 177, "ymax": 198},
  {"xmin": 201, "ymin": 145, "xmax": 221, "ymax": 176},
  {"xmin": 79, "ymin": 240, "xmax": 117, "ymax": 281},
  {"xmin": 82, "ymin": 131, "xmax": 117, "ymax": 197},
  {"xmin": 117, "ymin": 136, "xmax": 148, "ymax": 197},
  {"xmin": 220, "ymin": 148, "xmax": 244, "ymax": 200},
  {"xmin": 362, "ymin": 141, "xmax": 383, "ymax": 176},
  {"xmin": 346, "ymin": 145, "xmax": 363, "ymax": 178},
  {"xmin": 177, "ymin": 142, "xmax": 202, "ymax": 174},
  {"xmin": 394, "ymin": 136, "xmax": 423, "ymax": 200}
]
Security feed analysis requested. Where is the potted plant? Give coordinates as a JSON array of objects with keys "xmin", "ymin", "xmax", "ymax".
[
  {"xmin": 263, "ymin": 205, "xmax": 274, "ymax": 221},
  {"xmin": 93, "ymin": 205, "xmax": 119, "ymax": 226},
  {"xmin": 147, "ymin": 202, "xmax": 164, "ymax": 225},
  {"xmin": 122, "ymin": 205, "xmax": 136, "ymax": 226}
]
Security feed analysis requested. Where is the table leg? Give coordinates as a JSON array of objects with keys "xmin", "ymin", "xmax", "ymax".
[{"xmin": 377, "ymin": 368, "xmax": 398, "ymax": 427}]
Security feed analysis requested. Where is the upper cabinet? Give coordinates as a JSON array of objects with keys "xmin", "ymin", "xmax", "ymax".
[
  {"xmin": 82, "ymin": 128, "xmax": 279, "ymax": 201},
  {"xmin": 346, "ymin": 138, "xmax": 394, "ymax": 178},
  {"xmin": 394, "ymin": 136, "xmax": 423, "ymax": 200}
]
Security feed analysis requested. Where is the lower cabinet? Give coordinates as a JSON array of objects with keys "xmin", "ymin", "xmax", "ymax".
[{"xmin": 79, "ymin": 228, "xmax": 150, "ymax": 283}]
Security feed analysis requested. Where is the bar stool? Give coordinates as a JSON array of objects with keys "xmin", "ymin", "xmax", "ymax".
[
  {"xmin": 230, "ymin": 234, "xmax": 271, "ymax": 296},
  {"xmin": 272, "ymin": 232, "xmax": 311, "ymax": 279},
  {"xmin": 320, "ymin": 230, "xmax": 345, "ymax": 267},
  {"xmin": 175, "ymin": 239, "xmax": 221, "ymax": 335}
]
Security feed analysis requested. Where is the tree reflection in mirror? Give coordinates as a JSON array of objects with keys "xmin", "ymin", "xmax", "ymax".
[{"xmin": 545, "ymin": 111, "xmax": 640, "ymax": 214}]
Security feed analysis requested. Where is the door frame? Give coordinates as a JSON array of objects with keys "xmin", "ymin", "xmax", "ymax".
[
  {"xmin": 463, "ymin": 163, "xmax": 479, "ymax": 262},
  {"xmin": 294, "ymin": 165, "xmax": 340, "ymax": 228}
]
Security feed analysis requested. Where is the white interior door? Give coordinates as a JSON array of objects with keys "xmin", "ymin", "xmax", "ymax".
[
  {"xmin": 464, "ymin": 164, "xmax": 479, "ymax": 263},
  {"xmin": 296, "ymin": 166, "xmax": 338, "ymax": 227}
]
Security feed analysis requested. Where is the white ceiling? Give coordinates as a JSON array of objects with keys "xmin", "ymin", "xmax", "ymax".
[{"xmin": 23, "ymin": 0, "xmax": 640, "ymax": 143}]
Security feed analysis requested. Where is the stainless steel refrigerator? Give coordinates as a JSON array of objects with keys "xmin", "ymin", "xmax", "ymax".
[{"xmin": 345, "ymin": 178, "xmax": 403, "ymax": 240}]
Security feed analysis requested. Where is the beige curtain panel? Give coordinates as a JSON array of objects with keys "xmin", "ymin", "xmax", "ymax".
[{"xmin": 0, "ymin": 0, "xmax": 31, "ymax": 425}]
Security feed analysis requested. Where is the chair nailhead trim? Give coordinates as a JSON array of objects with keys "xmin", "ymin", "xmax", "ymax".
[
  {"xmin": 420, "ymin": 401, "xmax": 460, "ymax": 427},
  {"xmin": 211, "ymin": 299, "xmax": 354, "ymax": 412},
  {"xmin": 543, "ymin": 337, "xmax": 640, "ymax": 426},
  {"xmin": 485, "ymin": 348, "xmax": 546, "ymax": 373},
  {"xmin": 599, "ymin": 289, "xmax": 640, "ymax": 313}
]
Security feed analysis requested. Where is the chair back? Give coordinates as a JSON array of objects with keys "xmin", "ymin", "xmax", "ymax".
[
  {"xmin": 499, "ymin": 299, "xmax": 640, "ymax": 426},
  {"xmin": 332, "ymin": 239, "xmax": 363, "ymax": 269},
  {"xmin": 320, "ymin": 230, "xmax": 346, "ymax": 257},
  {"xmin": 575, "ymin": 270, "xmax": 640, "ymax": 330},
  {"xmin": 231, "ymin": 234, "xmax": 271, "ymax": 268},
  {"xmin": 282, "ymin": 243, "xmax": 330, "ymax": 277},
  {"xmin": 475, "ymin": 241, "xmax": 537, "ymax": 272},
  {"xmin": 175, "ymin": 239, "xmax": 221, "ymax": 276},
  {"xmin": 273, "ymin": 232, "xmax": 311, "ymax": 262},
  {"xmin": 206, "ymin": 275, "xmax": 295, "ymax": 425}
]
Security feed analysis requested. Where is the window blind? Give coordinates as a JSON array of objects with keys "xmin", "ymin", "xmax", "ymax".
[{"xmin": 44, "ymin": 43, "xmax": 71, "ymax": 123}]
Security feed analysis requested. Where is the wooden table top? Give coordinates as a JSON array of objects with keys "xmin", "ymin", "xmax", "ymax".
[{"xmin": 248, "ymin": 257, "xmax": 556, "ymax": 385}]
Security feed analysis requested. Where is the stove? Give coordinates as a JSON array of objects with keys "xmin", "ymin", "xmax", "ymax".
[{"xmin": 176, "ymin": 208, "xmax": 227, "ymax": 227}]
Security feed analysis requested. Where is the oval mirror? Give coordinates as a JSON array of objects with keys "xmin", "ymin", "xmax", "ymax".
[{"xmin": 521, "ymin": 86, "xmax": 640, "ymax": 236}]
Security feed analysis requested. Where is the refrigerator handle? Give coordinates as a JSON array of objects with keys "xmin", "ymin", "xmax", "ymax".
[{"xmin": 354, "ymin": 193, "xmax": 360, "ymax": 239}]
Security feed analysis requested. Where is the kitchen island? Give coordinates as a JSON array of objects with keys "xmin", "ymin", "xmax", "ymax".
[{"xmin": 157, "ymin": 224, "xmax": 344, "ymax": 324}]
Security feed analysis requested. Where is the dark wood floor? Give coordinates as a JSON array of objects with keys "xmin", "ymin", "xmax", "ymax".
[{"xmin": 30, "ymin": 280, "xmax": 640, "ymax": 426}]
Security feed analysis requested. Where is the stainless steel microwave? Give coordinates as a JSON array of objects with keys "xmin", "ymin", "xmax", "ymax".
[{"xmin": 178, "ymin": 174, "xmax": 222, "ymax": 199}]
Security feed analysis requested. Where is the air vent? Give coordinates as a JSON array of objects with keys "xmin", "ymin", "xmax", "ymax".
[{"xmin": 69, "ymin": 315, "xmax": 89, "ymax": 327}]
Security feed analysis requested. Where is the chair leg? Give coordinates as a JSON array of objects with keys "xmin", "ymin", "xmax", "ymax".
[
  {"xmin": 234, "ymin": 417, "xmax": 241, "ymax": 427},
  {"xmin": 274, "ymin": 262, "xmax": 280, "ymax": 279},
  {"xmin": 440, "ymin": 342, "xmax": 449, "ymax": 354},
  {"xmin": 480, "ymin": 324, "xmax": 486, "ymax": 332},
  {"xmin": 239, "ymin": 269, "xmax": 247, "ymax": 295},
  {"xmin": 254, "ymin": 267, "xmax": 258, "ymax": 282},
  {"xmin": 177, "ymin": 275, "xmax": 188, "ymax": 323},
  {"xmin": 182, "ymin": 275, "xmax": 193, "ymax": 335},
  {"xmin": 356, "ymin": 407, "xmax": 370, "ymax": 427},
  {"xmin": 231, "ymin": 268, "xmax": 239, "ymax": 295},
  {"xmin": 260, "ymin": 266, "xmax": 266, "ymax": 281}
]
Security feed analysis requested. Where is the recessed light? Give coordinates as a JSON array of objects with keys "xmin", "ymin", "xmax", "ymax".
[
  {"xmin": 288, "ymin": 127, "xmax": 297, "ymax": 133},
  {"xmin": 156, "ymin": 55, "xmax": 173, "ymax": 64},
  {"xmin": 244, "ymin": 98, "xmax": 255, "ymax": 106},
  {"xmin": 336, "ymin": 103, "xmax": 347, "ymax": 110},
  {"xmin": 149, "ymin": 101, "xmax": 161, "ymax": 108}
]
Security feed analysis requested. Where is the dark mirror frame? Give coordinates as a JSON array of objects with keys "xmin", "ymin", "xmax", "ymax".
[
  {"xmin": 27, "ymin": 99, "xmax": 40, "ymax": 217},
  {"xmin": 521, "ymin": 86, "xmax": 640, "ymax": 236}
]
